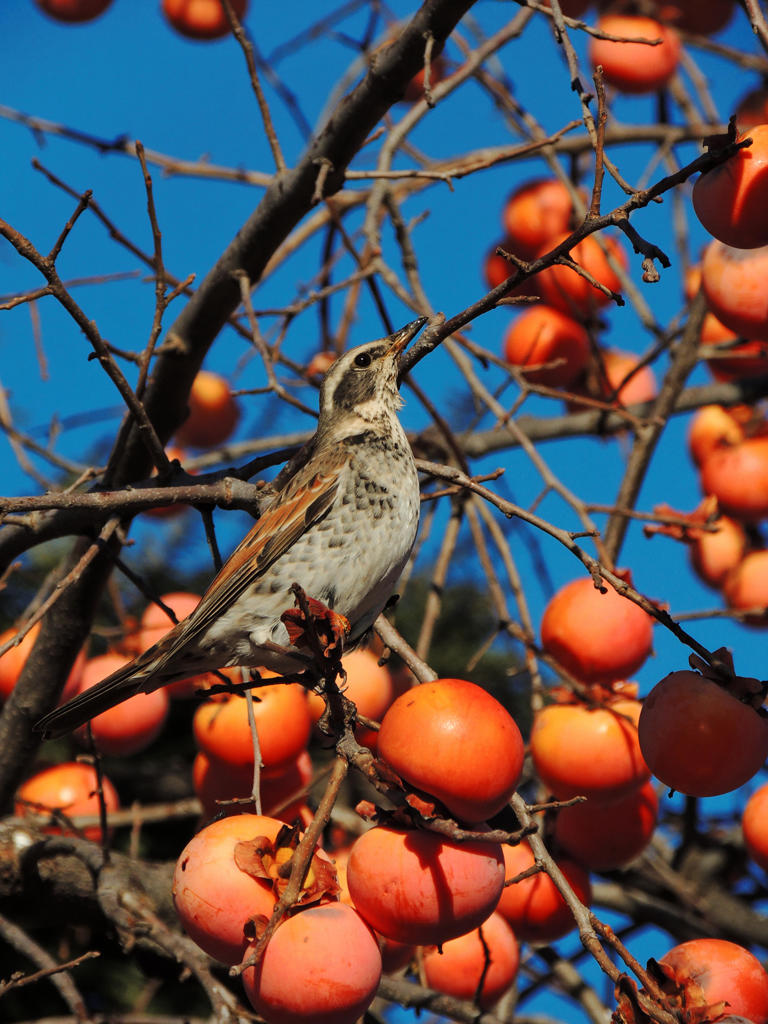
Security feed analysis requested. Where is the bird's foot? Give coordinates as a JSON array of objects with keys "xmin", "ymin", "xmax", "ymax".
[{"xmin": 282, "ymin": 585, "xmax": 350, "ymax": 670}]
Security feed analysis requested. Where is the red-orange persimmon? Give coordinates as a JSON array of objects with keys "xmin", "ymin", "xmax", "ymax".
[
  {"xmin": 743, "ymin": 783, "xmax": 768, "ymax": 872},
  {"xmin": 534, "ymin": 233, "xmax": 627, "ymax": 319},
  {"xmin": 162, "ymin": 0, "xmax": 248, "ymax": 40},
  {"xmin": 502, "ymin": 306, "xmax": 591, "ymax": 388},
  {"xmin": 693, "ymin": 127, "xmax": 768, "ymax": 250},
  {"xmin": 554, "ymin": 779, "xmax": 658, "ymax": 871},
  {"xmin": 659, "ymin": 939, "xmax": 768, "ymax": 1024},
  {"xmin": 76, "ymin": 653, "xmax": 170, "ymax": 756},
  {"xmin": 421, "ymin": 912, "xmax": 519, "ymax": 1009},
  {"xmin": 242, "ymin": 902, "xmax": 382, "ymax": 1024},
  {"xmin": 172, "ymin": 813, "xmax": 285, "ymax": 964},
  {"xmin": 531, "ymin": 698, "xmax": 649, "ymax": 802},
  {"xmin": 496, "ymin": 840, "xmax": 592, "ymax": 944},
  {"xmin": 590, "ymin": 16, "xmax": 681, "ymax": 95},
  {"xmin": 15, "ymin": 762, "xmax": 120, "ymax": 843},
  {"xmin": 540, "ymin": 576, "xmax": 654, "ymax": 685},
  {"xmin": 193, "ymin": 684, "xmax": 311, "ymax": 771},
  {"xmin": 346, "ymin": 824, "xmax": 505, "ymax": 946},
  {"xmin": 377, "ymin": 678, "xmax": 524, "ymax": 823},
  {"xmin": 175, "ymin": 370, "xmax": 240, "ymax": 447}
]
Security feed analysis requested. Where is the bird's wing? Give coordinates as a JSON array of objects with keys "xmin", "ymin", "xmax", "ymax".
[
  {"xmin": 156, "ymin": 444, "xmax": 346, "ymax": 662},
  {"xmin": 36, "ymin": 444, "xmax": 346, "ymax": 738}
]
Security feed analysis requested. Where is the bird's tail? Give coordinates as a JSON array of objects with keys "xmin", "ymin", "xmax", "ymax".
[{"xmin": 36, "ymin": 641, "xmax": 189, "ymax": 739}]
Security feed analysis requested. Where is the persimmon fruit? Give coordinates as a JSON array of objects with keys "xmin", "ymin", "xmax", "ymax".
[
  {"xmin": 534, "ymin": 232, "xmax": 627, "ymax": 318},
  {"xmin": 193, "ymin": 748, "xmax": 312, "ymax": 821},
  {"xmin": 403, "ymin": 55, "xmax": 446, "ymax": 103},
  {"xmin": 540, "ymin": 576, "xmax": 654, "ymax": 685},
  {"xmin": 137, "ymin": 591, "xmax": 216, "ymax": 697},
  {"xmin": 596, "ymin": 349, "xmax": 658, "ymax": 406},
  {"xmin": 502, "ymin": 179, "xmax": 579, "ymax": 261},
  {"xmin": 376, "ymin": 678, "xmax": 524, "ymax": 823},
  {"xmin": 589, "ymin": 16, "xmax": 681, "ymax": 95},
  {"xmin": 743, "ymin": 782, "xmax": 768, "ymax": 872},
  {"xmin": 638, "ymin": 669, "xmax": 768, "ymax": 796},
  {"xmin": 554, "ymin": 779, "xmax": 658, "ymax": 871},
  {"xmin": 308, "ymin": 647, "xmax": 404, "ymax": 747},
  {"xmin": 659, "ymin": 939, "xmax": 768, "ymax": 1024},
  {"xmin": 193, "ymin": 684, "xmax": 311, "ymax": 771},
  {"xmin": 162, "ymin": 0, "xmax": 247, "ymax": 40},
  {"xmin": 0, "ymin": 623, "xmax": 85, "ymax": 704},
  {"xmin": 687, "ymin": 405, "xmax": 746, "ymax": 467},
  {"xmin": 75, "ymin": 653, "xmax": 170, "ymax": 756},
  {"xmin": 656, "ymin": 0, "xmax": 735, "ymax": 36},
  {"xmin": 242, "ymin": 902, "xmax": 382, "ymax": 1024},
  {"xmin": 502, "ymin": 305, "xmax": 591, "ymax": 387},
  {"xmin": 737, "ymin": 85, "xmax": 768, "ymax": 132},
  {"xmin": 36, "ymin": 0, "xmax": 113, "ymax": 21},
  {"xmin": 701, "ymin": 242, "xmax": 768, "ymax": 340},
  {"xmin": 693, "ymin": 128, "xmax": 768, "ymax": 250},
  {"xmin": 531, "ymin": 698, "xmax": 649, "ymax": 801},
  {"xmin": 699, "ymin": 436, "xmax": 768, "ymax": 521},
  {"xmin": 175, "ymin": 369, "xmax": 240, "ymax": 447},
  {"xmin": 15, "ymin": 762, "xmax": 120, "ymax": 842},
  {"xmin": 144, "ymin": 446, "xmax": 194, "ymax": 520},
  {"xmin": 496, "ymin": 840, "xmax": 592, "ymax": 944},
  {"xmin": 172, "ymin": 813, "xmax": 287, "ymax": 964},
  {"xmin": 421, "ymin": 912, "xmax": 520, "ymax": 1009},
  {"xmin": 345, "ymin": 824, "xmax": 505, "ymax": 945},
  {"xmin": 690, "ymin": 514, "xmax": 747, "ymax": 589},
  {"xmin": 723, "ymin": 549, "xmax": 768, "ymax": 625}
]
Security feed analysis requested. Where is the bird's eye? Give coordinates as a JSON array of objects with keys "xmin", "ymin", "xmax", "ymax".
[{"xmin": 354, "ymin": 352, "xmax": 372, "ymax": 368}]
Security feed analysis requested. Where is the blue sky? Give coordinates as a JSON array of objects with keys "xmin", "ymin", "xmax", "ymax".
[{"xmin": 1, "ymin": 3, "xmax": 767, "ymax": 1019}]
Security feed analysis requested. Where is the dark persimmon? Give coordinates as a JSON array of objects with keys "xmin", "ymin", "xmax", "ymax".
[
  {"xmin": 656, "ymin": 0, "xmax": 735, "ymax": 36},
  {"xmin": 36, "ymin": 0, "xmax": 112, "ymax": 21},
  {"xmin": 639, "ymin": 669, "xmax": 768, "ymax": 796}
]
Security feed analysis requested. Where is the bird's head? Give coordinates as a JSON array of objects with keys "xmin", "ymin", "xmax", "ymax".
[{"xmin": 318, "ymin": 317, "xmax": 427, "ymax": 428}]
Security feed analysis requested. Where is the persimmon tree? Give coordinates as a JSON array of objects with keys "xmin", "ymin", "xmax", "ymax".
[{"xmin": 3, "ymin": 1, "xmax": 768, "ymax": 1022}]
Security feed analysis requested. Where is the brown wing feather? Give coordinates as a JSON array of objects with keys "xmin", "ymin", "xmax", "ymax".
[
  {"xmin": 37, "ymin": 444, "xmax": 346, "ymax": 738},
  {"xmin": 156, "ymin": 445, "xmax": 346, "ymax": 662}
]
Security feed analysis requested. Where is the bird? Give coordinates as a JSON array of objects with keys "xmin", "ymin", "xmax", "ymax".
[{"xmin": 37, "ymin": 317, "xmax": 426, "ymax": 738}]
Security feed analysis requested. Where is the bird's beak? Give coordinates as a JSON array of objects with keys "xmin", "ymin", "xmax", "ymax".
[{"xmin": 387, "ymin": 316, "xmax": 428, "ymax": 357}]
